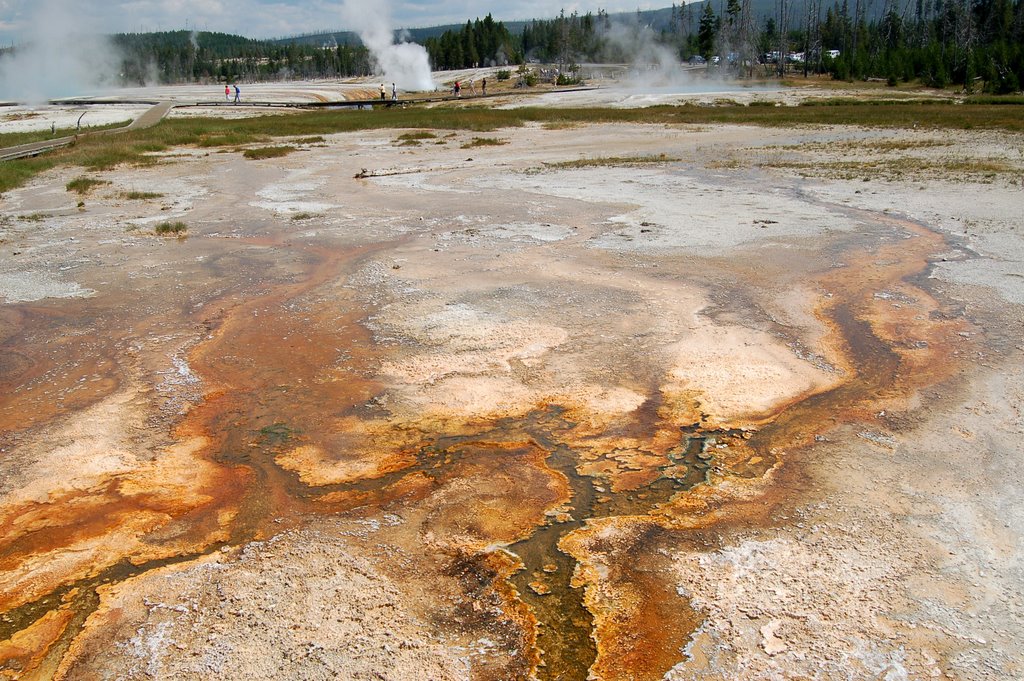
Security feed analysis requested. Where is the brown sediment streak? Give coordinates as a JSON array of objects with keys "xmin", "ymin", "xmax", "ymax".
[
  {"xmin": 0, "ymin": 304, "xmax": 122, "ymax": 437},
  {"xmin": 558, "ymin": 215, "xmax": 973, "ymax": 680}
]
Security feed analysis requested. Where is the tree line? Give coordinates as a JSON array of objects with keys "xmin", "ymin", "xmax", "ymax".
[
  {"xmin": 111, "ymin": 30, "xmax": 373, "ymax": 84},
  {"xmin": 6, "ymin": 4, "xmax": 1017, "ymax": 93},
  {"xmin": 421, "ymin": 15, "xmax": 521, "ymax": 69},
  {"xmin": 519, "ymin": 1, "xmax": 1020, "ymax": 92}
]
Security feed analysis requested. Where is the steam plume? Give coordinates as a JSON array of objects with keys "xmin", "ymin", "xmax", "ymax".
[
  {"xmin": 340, "ymin": 0, "xmax": 434, "ymax": 91},
  {"xmin": 601, "ymin": 21, "xmax": 697, "ymax": 88},
  {"xmin": 0, "ymin": 0, "xmax": 123, "ymax": 104}
]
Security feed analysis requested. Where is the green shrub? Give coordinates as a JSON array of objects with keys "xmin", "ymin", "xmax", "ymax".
[
  {"xmin": 243, "ymin": 145, "xmax": 297, "ymax": 160},
  {"xmin": 397, "ymin": 131, "xmax": 437, "ymax": 140},
  {"xmin": 66, "ymin": 177, "xmax": 109, "ymax": 194},
  {"xmin": 461, "ymin": 137, "xmax": 508, "ymax": 148},
  {"xmin": 154, "ymin": 221, "xmax": 187, "ymax": 235}
]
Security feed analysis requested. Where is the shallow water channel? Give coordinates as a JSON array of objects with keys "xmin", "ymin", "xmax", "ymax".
[{"xmin": 508, "ymin": 422, "xmax": 721, "ymax": 680}]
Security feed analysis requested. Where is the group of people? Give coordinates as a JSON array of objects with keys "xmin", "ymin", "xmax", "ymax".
[
  {"xmin": 452, "ymin": 78, "xmax": 487, "ymax": 98},
  {"xmin": 220, "ymin": 76, "xmax": 492, "ymax": 107}
]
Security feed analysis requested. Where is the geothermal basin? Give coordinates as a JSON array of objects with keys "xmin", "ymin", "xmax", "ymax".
[{"xmin": 1, "ymin": 81, "xmax": 1023, "ymax": 680}]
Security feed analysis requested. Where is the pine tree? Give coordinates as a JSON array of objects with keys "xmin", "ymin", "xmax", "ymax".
[{"xmin": 698, "ymin": 2, "xmax": 719, "ymax": 58}]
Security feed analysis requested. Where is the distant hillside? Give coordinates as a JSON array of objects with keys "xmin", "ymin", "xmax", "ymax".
[
  {"xmin": 112, "ymin": 29, "xmax": 371, "ymax": 85},
  {"xmin": 273, "ymin": 8, "xmax": 679, "ymax": 48},
  {"xmin": 271, "ymin": 3, "xmax": 843, "ymax": 49},
  {"xmin": 274, "ymin": 24, "xmax": 465, "ymax": 47}
]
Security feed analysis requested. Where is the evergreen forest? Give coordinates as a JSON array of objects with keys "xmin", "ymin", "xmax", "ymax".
[{"xmin": 2, "ymin": 2, "xmax": 1019, "ymax": 94}]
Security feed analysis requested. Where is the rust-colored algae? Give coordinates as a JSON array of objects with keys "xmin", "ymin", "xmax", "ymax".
[
  {"xmin": 0, "ymin": 607, "xmax": 75, "ymax": 680},
  {"xmin": 1, "ymin": 211, "xmax": 973, "ymax": 679},
  {"xmin": 554, "ymin": 215, "xmax": 975, "ymax": 680},
  {"xmin": 563, "ymin": 522, "xmax": 702, "ymax": 681}
]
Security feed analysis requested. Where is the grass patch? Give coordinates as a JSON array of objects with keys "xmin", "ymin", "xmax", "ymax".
[
  {"xmin": 0, "ymin": 120, "xmax": 131, "ymax": 149},
  {"xmin": 291, "ymin": 212, "xmax": 315, "ymax": 221},
  {"xmin": 122, "ymin": 190, "xmax": 164, "ymax": 200},
  {"xmin": 243, "ymin": 145, "xmax": 297, "ymax": 160},
  {"xmin": 0, "ymin": 157, "xmax": 57, "ymax": 195},
  {"xmin": 855, "ymin": 138, "xmax": 953, "ymax": 152},
  {"xmin": 18, "ymin": 213, "xmax": 47, "ymax": 222},
  {"xmin": 293, "ymin": 136, "xmax": 326, "ymax": 144},
  {"xmin": 397, "ymin": 131, "xmax": 437, "ymax": 141},
  {"xmin": 461, "ymin": 136, "xmax": 508, "ymax": 148},
  {"xmin": 154, "ymin": 221, "xmax": 187, "ymax": 235},
  {"xmin": 542, "ymin": 121, "xmax": 583, "ymax": 130},
  {"xmin": 777, "ymin": 138, "xmax": 954, "ymax": 153},
  {"xmin": 66, "ymin": 177, "xmax": 110, "ymax": 194},
  {"xmin": 2, "ymin": 101, "xmax": 1022, "ymax": 195},
  {"xmin": 73, "ymin": 136, "xmax": 166, "ymax": 171},
  {"xmin": 543, "ymin": 153, "xmax": 679, "ymax": 169},
  {"xmin": 962, "ymin": 95, "xmax": 1024, "ymax": 105},
  {"xmin": 764, "ymin": 157, "xmax": 1015, "ymax": 181},
  {"xmin": 198, "ymin": 131, "xmax": 265, "ymax": 148}
]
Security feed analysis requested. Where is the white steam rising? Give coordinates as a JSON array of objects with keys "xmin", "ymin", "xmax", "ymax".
[
  {"xmin": 601, "ymin": 22, "xmax": 698, "ymax": 89},
  {"xmin": 607, "ymin": 23, "xmax": 681, "ymax": 69},
  {"xmin": 341, "ymin": 0, "xmax": 434, "ymax": 91},
  {"xmin": 0, "ymin": 0, "xmax": 123, "ymax": 104}
]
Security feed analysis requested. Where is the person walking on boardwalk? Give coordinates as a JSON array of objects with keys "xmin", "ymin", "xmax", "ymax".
[
  {"xmin": 225, "ymin": 84, "xmax": 230, "ymax": 100},
  {"xmin": 482, "ymin": 78, "xmax": 487, "ymax": 95},
  {"xmin": 391, "ymin": 82, "xmax": 397, "ymax": 101},
  {"xmin": 380, "ymin": 83, "xmax": 386, "ymax": 101},
  {"xmin": 233, "ymin": 84, "xmax": 240, "ymax": 103}
]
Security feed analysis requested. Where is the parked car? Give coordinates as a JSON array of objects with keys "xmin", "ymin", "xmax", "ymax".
[
  {"xmin": 688, "ymin": 55, "xmax": 706, "ymax": 65},
  {"xmin": 711, "ymin": 55, "xmax": 721, "ymax": 65}
]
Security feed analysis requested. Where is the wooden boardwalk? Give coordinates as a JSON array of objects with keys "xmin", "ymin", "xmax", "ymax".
[{"xmin": 0, "ymin": 100, "xmax": 175, "ymax": 162}]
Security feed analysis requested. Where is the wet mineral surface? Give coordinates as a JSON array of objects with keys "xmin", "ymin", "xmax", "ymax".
[{"xmin": 1, "ymin": 113, "xmax": 1022, "ymax": 680}]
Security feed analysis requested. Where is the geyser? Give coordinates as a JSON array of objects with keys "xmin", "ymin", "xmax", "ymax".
[
  {"xmin": 341, "ymin": 0, "xmax": 435, "ymax": 91},
  {"xmin": 0, "ymin": 0, "xmax": 122, "ymax": 104}
]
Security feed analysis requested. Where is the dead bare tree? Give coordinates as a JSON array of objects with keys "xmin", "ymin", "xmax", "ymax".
[
  {"xmin": 777, "ymin": 0, "xmax": 791, "ymax": 76},
  {"xmin": 740, "ymin": 0, "xmax": 757, "ymax": 77},
  {"xmin": 803, "ymin": 0, "xmax": 823, "ymax": 76}
]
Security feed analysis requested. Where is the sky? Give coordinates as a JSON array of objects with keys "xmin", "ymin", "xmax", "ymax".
[{"xmin": 0, "ymin": 0, "xmax": 665, "ymax": 45}]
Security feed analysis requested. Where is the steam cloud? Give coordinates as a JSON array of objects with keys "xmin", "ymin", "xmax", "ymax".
[
  {"xmin": 0, "ymin": 0, "xmax": 123, "ymax": 104},
  {"xmin": 577, "ymin": 18, "xmax": 744, "ymax": 95},
  {"xmin": 608, "ymin": 23, "xmax": 685, "ymax": 72},
  {"xmin": 341, "ymin": 0, "xmax": 435, "ymax": 91},
  {"xmin": 601, "ymin": 21, "xmax": 699, "ymax": 89}
]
